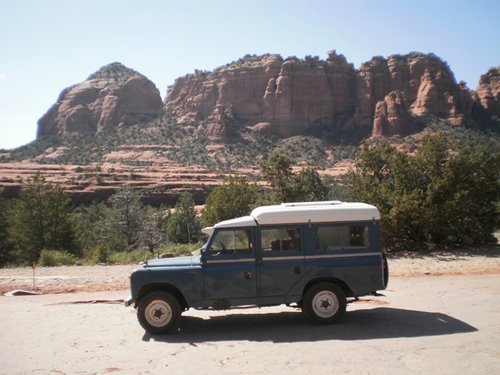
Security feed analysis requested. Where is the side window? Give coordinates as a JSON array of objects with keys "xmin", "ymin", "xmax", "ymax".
[
  {"xmin": 208, "ymin": 229, "xmax": 253, "ymax": 255},
  {"xmin": 315, "ymin": 225, "xmax": 369, "ymax": 250},
  {"xmin": 261, "ymin": 227, "xmax": 301, "ymax": 252}
]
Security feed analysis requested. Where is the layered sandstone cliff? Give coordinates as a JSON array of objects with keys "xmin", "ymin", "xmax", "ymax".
[
  {"xmin": 475, "ymin": 67, "xmax": 500, "ymax": 117},
  {"xmin": 37, "ymin": 63, "xmax": 163, "ymax": 138},
  {"xmin": 36, "ymin": 55, "xmax": 499, "ymax": 143},
  {"xmin": 165, "ymin": 52, "xmax": 357, "ymax": 140},
  {"xmin": 165, "ymin": 52, "xmax": 482, "ymax": 140}
]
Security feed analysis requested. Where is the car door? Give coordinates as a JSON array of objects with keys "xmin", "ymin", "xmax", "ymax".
[
  {"xmin": 257, "ymin": 226, "xmax": 305, "ymax": 300},
  {"xmin": 202, "ymin": 228, "xmax": 257, "ymax": 300}
]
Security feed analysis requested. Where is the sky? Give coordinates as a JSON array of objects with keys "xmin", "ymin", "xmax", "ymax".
[{"xmin": 1, "ymin": 0, "xmax": 499, "ymax": 149}]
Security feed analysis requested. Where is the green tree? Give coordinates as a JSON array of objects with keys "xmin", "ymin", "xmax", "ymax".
[
  {"xmin": 167, "ymin": 192, "xmax": 201, "ymax": 244},
  {"xmin": 76, "ymin": 201, "xmax": 110, "ymax": 256},
  {"xmin": 8, "ymin": 174, "xmax": 80, "ymax": 263},
  {"xmin": 0, "ymin": 198, "xmax": 13, "ymax": 266},
  {"xmin": 107, "ymin": 188, "xmax": 145, "ymax": 251},
  {"xmin": 349, "ymin": 142, "xmax": 422, "ymax": 248},
  {"xmin": 324, "ymin": 175, "xmax": 350, "ymax": 201},
  {"xmin": 420, "ymin": 137, "xmax": 500, "ymax": 244},
  {"xmin": 289, "ymin": 166, "xmax": 328, "ymax": 202},
  {"xmin": 261, "ymin": 150, "xmax": 328, "ymax": 203},
  {"xmin": 79, "ymin": 189, "xmax": 145, "ymax": 254},
  {"xmin": 203, "ymin": 176, "xmax": 259, "ymax": 226},
  {"xmin": 261, "ymin": 150, "xmax": 294, "ymax": 202},
  {"xmin": 138, "ymin": 205, "xmax": 168, "ymax": 254},
  {"xmin": 349, "ymin": 136, "xmax": 500, "ymax": 249}
]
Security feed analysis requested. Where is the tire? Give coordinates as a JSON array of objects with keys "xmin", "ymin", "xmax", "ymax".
[
  {"xmin": 383, "ymin": 253, "xmax": 389, "ymax": 288},
  {"xmin": 137, "ymin": 291, "xmax": 181, "ymax": 334},
  {"xmin": 302, "ymin": 282, "xmax": 346, "ymax": 325}
]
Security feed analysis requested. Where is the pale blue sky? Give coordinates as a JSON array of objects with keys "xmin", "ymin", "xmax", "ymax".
[{"xmin": 1, "ymin": 0, "xmax": 499, "ymax": 149}]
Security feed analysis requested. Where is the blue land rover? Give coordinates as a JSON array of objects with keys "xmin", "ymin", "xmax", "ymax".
[{"xmin": 126, "ymin": 201, "xmax": 389, "ymax": 334}]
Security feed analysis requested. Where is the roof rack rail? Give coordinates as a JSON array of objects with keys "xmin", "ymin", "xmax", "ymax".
[{"xmin": 280, "ymin": 201, "xmax": 342, "ymax": 207}]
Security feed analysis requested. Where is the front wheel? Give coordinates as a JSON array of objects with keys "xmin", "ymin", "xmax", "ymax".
[
  {"xmin": 302, "ymin": 282, "xmax": 346, "ymax": 324},
  {"xmin": 137, "ymin": 291, "xmax": 181, "ymax": 334}
]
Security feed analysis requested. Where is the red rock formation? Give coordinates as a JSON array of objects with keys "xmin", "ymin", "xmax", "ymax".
[
  {"xmin": 475, "ymin": 67, "xmax": 500, "ymax": 117},
  {"xmin": 37, "ymin": 63, "xmax": 163, "ymax": 138},
  {"xmin": 166, "ymin": 52, "xmax": 478, "ymax": 140},
  {"xmin": 357, "ymin": 53, "xmax": 476, "ymax": 135},
  {"xmin": 372, "ymin": 91, "xmax": 411, "ymax": 137},
  {"xmin": 165, "ymin": 53, "xmax": 357, "ymax": 140},
  {"xmin": 37, "ymin": 54, "xmax": 496, "ymax": 143}
]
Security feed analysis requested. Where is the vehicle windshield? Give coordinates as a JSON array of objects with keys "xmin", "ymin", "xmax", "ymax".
[{"xmin": 191, "ymin": 245, "xmax": 206, "ymax": 256}]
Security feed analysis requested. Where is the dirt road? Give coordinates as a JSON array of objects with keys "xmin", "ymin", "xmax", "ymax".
[{"xmin": 0, "ymin": 264, "xmax": 499, "ymax": 374}]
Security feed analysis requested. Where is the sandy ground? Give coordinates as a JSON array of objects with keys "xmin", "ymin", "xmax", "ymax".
[{"xmin": 0, "ymin": 247, "xmax": 499, "ymax": 374}]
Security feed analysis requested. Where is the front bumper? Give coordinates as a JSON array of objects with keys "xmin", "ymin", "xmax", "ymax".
[{"xmin": 124, "ymin": 295, "xmax": 134, "ymax": 307}]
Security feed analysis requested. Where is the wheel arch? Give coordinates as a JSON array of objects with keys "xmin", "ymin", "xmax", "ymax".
[
  {"xmin": 136, "ymin": 283, "xmax": 188, "ymax": 310},
  {"xmin": 302, "ymin": 277, "xmax": 353, "ymax": 299}
]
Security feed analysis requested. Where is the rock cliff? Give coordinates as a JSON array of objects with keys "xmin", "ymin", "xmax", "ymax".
[
  {"xmin": 372, "ymin": 91, "xmax": 412, "ymax": 137},
  {"xmin": 165, "ymin": 52, "xmax": 486, "ymax": 140},
  {"xmin": 357, "ymin": 53, "xmax": 475, "ymax": 132},
  {"xmin": 37, "ymin": 63, "xmax": 163, "ymax": 137},
  {"xmin": 36, "ymin": 55, "xmax": 499, "ymax": 143},
  {"xmin": 165, "ymin": 52, "xmax": 358, "ymax": 140},
  {"xmin": 475, "ymin": 67, "xmax": 500, "ymax": 117}
]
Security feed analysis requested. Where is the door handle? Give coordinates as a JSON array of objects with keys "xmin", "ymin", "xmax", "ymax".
[
  {"xmin": 244, "ymin": 271, "xmax": 253, "ymax": 279},
  {"xmin": 294, "ymin": 266, "xmax": 301, "ymax": 275}
]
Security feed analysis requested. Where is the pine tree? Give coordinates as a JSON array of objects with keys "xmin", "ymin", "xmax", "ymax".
[{"xmin": 8, "ymin": 174, "xmax": 80, "ymax": 263}]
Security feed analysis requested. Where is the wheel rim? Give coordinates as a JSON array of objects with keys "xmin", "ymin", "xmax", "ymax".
[
  {"xmin": 145, "ymin": 299, "xmax": 173, "ymax": 327},
  {"xmin": 312, "ymin": 290, "xmax": 339, "ymax": 318}
]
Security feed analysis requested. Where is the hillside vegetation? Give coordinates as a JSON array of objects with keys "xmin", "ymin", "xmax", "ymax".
[{"xmin": 2, "ymin": 114, "xmax": 499, "ymax": 171}]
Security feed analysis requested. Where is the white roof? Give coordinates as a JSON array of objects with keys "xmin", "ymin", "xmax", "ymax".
[
  {"xmin": 209, "ymin": 215, "xmax": 257, "ymax": 232},
  {"xmin": 251, "ymin": 201, "xmax": 380, "ymax": 224},
  {"xmin": 204, "ymin": 202, "xmax": 379, "ymax": 233}
]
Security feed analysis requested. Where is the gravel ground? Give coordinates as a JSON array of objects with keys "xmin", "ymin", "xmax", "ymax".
[
  {"xmin": 1, "ymin": 274, "xmax": 499, "ymax": 374},
  {"xmin": 0, "ymin": 246, "xmax": 499, "ymax": 374}
]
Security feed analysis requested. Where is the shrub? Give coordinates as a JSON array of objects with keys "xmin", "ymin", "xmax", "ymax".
[
  {"xmin": 107, "ymin": 248, "xmax": 149, "ymax": 264},
  {"xmin": 203, "ymin": 176, "xmax": 259, "ymax": 226},
  {"xmin": 154, "ymin": 242, "xmax": 203, "ymax": 257},
  {"xmin": 90, "ymin": 244, "xmax": 109, "ymax": 264},
  {"xmin": 167, "ymin": 192, "xmax": 202, "ymax": 244},
  {"xmin": 39, "ymin": 249, "xmax": 78, "ymax": 267}
]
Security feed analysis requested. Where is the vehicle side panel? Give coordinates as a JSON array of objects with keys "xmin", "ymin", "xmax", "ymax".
[{"xmin": 130, "ymin": 267, "xmax": 203, "ymax": 306}]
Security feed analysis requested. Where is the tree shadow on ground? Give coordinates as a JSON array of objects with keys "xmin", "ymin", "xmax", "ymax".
[{"xmin": 143, "ymin": 306, "xmax": 477, "ymax": 344}]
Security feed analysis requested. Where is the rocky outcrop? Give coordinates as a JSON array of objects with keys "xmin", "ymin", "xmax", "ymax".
[
  {"xmin": 372, "ymin": 91, "xmax": 412, "ymax": 137},
  {"xmin": 475, "ymin": 67, "xmax": 500, "ymax": 117},
  {"xmin": 36, "ymin": 54, "xmax": 499, "ymax": 143},
  {"xmin": 165, "ymin": 52, "xmax": 482, "ymax": 140},
  {"xmin": 37, "ymin": 63, "xmax": 163, "ymax": 138},
  {"xmin": 358, "ymin": 53, "xmax": 477, "ymax": 134},
  {"xmin": 165, "ymin": 52, "xmax": 357, "ymax": 140}
]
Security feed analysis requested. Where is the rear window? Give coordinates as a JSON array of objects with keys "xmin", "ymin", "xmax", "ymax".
[
  {"xmin": 314, "ymin": 225, "xmax": 369, "ymax": 250},
  {"xmin": 261, "ymin": 227, "xmax": 301, "ymax": 252}
]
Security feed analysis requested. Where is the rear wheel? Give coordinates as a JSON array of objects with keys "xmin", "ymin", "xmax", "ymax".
[
  {"xmin": 383, "ymin": 253, "xmax": 389, "ymax": 287},
  {"xmin": 137, "ymin": 291, "xmax": 181, "ymax": 334},
  {"xmin": 302, "ymin": 282, "xmax": 346, "ymax": 324}
]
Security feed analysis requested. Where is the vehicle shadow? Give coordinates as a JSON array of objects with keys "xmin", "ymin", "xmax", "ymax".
[{"xmin": 142, "ymin": 306, "xmax": 477, "ymax": 343}]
